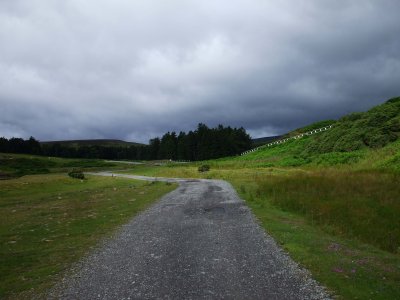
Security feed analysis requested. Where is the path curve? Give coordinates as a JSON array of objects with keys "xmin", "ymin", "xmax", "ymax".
[{"xmin": 50, "ymin": 173, "xmax": 330, "ymax": 299}]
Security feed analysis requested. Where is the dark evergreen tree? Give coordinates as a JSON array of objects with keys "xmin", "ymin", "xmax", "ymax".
[
  {"xmin": 149, "ymin": 138, "xmax": 161, "ymax": 159},
  {"xmin": 176, "ymin": 132, "xmax": 187, "ymax": 160},
  {"xmin": 159, "ymin": 132, "xmax": 177, "ymax": 159},
  {"xmin": 0, "ymin": 124, "xmax": 252, "ymax": 161}
]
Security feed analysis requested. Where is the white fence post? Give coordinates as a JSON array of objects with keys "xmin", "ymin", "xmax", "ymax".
[{"xmin": 241, "ymin": 124, "xmax": 334, "ymax": 156}]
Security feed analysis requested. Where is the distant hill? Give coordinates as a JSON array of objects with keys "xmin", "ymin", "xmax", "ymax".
[{"xmin": 40, "ymin": 139, "xmax": 145, "ymax": 148}]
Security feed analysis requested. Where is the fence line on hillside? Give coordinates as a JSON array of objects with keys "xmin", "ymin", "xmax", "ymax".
[{"xmin": 241, "ymin": 125, "xmax": 334, "ymax": 156}]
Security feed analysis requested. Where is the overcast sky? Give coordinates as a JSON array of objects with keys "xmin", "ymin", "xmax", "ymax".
[{"xmin": 1, "ymin": 0, "xmax": 399, "ymax": 143}]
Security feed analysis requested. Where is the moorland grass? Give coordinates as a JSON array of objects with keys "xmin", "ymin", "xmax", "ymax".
[
  {"xmin": 252, "ymin": 170, "xmax": 400, "ymax": 253},
  {"xmin": 0, "ymin": 174, "xmax": 176, "ymax": 299}
]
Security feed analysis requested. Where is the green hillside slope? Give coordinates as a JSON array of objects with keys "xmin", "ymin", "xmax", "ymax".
[
  {"xmin": 305, "ymin": 97, "xmax": 400, "ymax": 153},
  {"xmin": 238, "ymin": 97, "xmax": 400, "ymax": 170}
]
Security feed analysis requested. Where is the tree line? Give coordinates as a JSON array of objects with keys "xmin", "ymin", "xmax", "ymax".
[{"xmin": 0, "ymin": 124, "xmax": 252, "ymax": 161}]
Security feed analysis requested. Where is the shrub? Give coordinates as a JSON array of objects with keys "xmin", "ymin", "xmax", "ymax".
[
  {"xmin": 198, "ymin": 164, "xmax": 210, "ymax": 172},
  {"xmin": 68, "ymin": 169, "xmax": 85, "ymax": 179}
]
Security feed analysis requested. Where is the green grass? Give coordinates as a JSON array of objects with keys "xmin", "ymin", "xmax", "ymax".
[
  {"xmin": 0, "ymin": 174, "xmax": 176, "ymax": 299},
  {"xmin": 251, "ymin": 170, "xmax": 400, "ymax": 253}
]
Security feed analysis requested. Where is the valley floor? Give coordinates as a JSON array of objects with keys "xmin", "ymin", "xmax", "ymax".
[{"xmin": 1, "ymin": 153, "xmax": 399, "ymax": 299}]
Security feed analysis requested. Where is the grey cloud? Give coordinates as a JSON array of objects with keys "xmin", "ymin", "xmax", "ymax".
[{"xmin": 0, "ymin": 0, "xmax": 399, "ymax": 143}]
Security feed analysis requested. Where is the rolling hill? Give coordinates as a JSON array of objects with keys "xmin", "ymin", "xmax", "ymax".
[{"xmin": 40, "ymin": 139, "xmax": 145, "ymax": 148}]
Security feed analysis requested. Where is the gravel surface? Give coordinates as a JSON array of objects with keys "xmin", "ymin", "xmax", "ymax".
[{"xmin": 49, "ymin": 173, "xmax": 331, "ymax": 300}]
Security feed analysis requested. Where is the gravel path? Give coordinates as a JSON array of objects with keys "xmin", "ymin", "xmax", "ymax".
[{"xmin": 49, "ymin": 173, "xmax": 330, "ymax": 300}]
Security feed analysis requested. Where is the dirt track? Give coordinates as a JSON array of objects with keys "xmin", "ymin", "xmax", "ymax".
[{"xmin": 50, "ymin": 173, "xmax": 330, "ymax": 299}]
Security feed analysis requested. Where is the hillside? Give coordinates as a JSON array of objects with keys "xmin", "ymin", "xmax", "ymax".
[
  {"xmin": 236, "ymin": 97, "xmax": 400, "ymax": 170},
  {"xmin": 40, "ymin": 139, "xmax": 144, "ymax": 148},
  {"xmin": 304, "ymin": 97, "xmax": 400, "ymax": 152}
]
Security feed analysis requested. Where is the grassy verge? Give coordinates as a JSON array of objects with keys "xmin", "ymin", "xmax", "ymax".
[
  {"xmin": 251, "ymin": 170, "xmax": 400, "ymax": 252},
  {"xmin": 0, "ymin": 174, "xmax": 176, "ymax": 299},
  {"xmin": 122, "ymin": 164, "xmax": 400, "ymax": 299},
  {"xmin": 230, "ymin": 171, "xmax": 400, "ymax": 299},
  {"xmin": 244, "ymin": 200, "xmax": 399, "ymax": 299}
]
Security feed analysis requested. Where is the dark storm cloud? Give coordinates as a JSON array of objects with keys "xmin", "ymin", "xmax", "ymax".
[{"xmin": 1, "ymin": 0, "xmax": 399, "ymax": 142}]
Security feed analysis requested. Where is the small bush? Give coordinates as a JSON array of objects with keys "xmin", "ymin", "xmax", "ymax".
[
  {"xmin": 198, "ymin": 165, "xmax": 210, "ymax": 172},
  {"xmin": 68, "ymin": 169, "xmax": 85, "ymax": 179}
]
